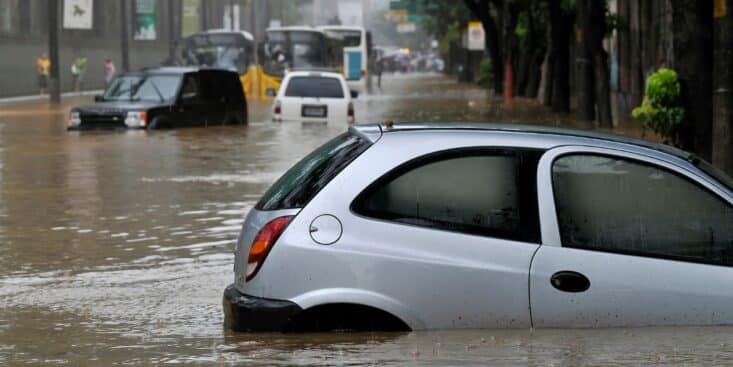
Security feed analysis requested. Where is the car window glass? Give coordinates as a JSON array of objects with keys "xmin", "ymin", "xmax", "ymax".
[
  {"xmin": 284, "ymin": 77, "xmax": 344, "ymax": 98},
  {"xmin": 353, "ymin": 150, "xmax": 541, "ymax": 243},
  {"xmin": 553, "ymin": 154, "xmax": 733, "ymax": 265},
  {"xmin": 180, "ymin": 75, "xmax": 199, "ymax": 101},
  {"xmin": 133, "ymin": 75, "xmax": 181, "ymax": 102},
  {"xmin": 256, "ymin": 132, "xmax": 371, "ymax": 210}
]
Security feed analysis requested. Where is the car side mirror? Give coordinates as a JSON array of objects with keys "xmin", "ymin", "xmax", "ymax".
[
  {"xmin": 94, "ymin": 94, "xmax": 104, "ymax": 102},
  {"xmin": 265, "ymin": 87, "xmax": 277, "ymax": 97},
  {"xmin": 350, "ymin": 90, "xmax": 359, "ymax": 99}
]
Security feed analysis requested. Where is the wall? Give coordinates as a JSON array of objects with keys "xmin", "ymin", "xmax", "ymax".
[{"xmin": 0, "ymin": 0, "xmax": 181, "ymax": 97}]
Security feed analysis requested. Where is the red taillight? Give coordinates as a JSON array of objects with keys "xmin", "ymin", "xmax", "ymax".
[
  {"xmin": 274, "ymin": 100, "xmax": 282, "ymax": 115},
  {"xmin": 347, "ymin": 102, "xmax": 355, "ymax": 123},
  {"xmin": 246, "ymin": 216, "xmax": 293, "ymax": 281}
]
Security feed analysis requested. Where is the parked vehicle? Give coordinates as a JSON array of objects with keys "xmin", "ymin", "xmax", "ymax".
[
  {"xmin": 68, "ymin": 67, "xmax": 247, "ymax": 130},
  {"xmin": 223, "ymin": 122, "xmax": 733, "ymax": 332},
  {"xmin": 271, "ymin": 71, "xmax": 356, "ymax": 124}
]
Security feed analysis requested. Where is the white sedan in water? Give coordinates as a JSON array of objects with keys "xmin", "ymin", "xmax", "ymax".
[
  {"xmin": 272, "ymin": 71, "xmax": 357, "ymax": 124},
  {"xmin": 224, "ymin": 122, "xmax": 733, "ymax": 332}
]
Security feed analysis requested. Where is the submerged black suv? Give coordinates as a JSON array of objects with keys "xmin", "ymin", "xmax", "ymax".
[{"xmin": 68, "ymin": 67, "xmax": 247, "ymax": 130}]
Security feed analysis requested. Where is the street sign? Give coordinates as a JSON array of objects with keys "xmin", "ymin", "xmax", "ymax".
[
  {"xmin": 63, "ymin": 0, "xmax": 93, "ymax": 30},
  {"xmin": 134, "ymin": 0, "xmax": 157, "ymax": 40},
  {"xmin": 397, "ymin": 22, "xmax": 416, "ymax": 33},
  {"xmin": 385, "ymin": 10, "xmax": 407, "ymax": 22},
  {"xmin": 467, "ymin": 21, "xmax": 485, "ymax": 51}
]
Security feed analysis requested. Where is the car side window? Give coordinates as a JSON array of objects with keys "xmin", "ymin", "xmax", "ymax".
[
  {"xmin": 180, "ymin": 75, "xmax": 199, "ymax": 102},
  {"xmin": 352, "ymin": 149, "xmax": 541, "ymax": 243},
  {"xmin": 552, "ymin": 154, "xmax": 733, "ymax": 266}
]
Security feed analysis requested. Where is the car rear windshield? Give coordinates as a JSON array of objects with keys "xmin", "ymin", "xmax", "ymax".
[
  {"xmin": 256, "ymin": 132, "xmax": 371, "ymax": 210},
  {"xmin": 284, "ymin": 77, "xmax": 344, "ymax": 98}
]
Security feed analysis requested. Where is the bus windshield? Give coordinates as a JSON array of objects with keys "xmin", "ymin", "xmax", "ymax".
[
  {"xmin": 182, "ymin": 33, "xmax": 251, "ymax": 74},
  {"xmin": 264, "ymin": 30, "xmax": 327, "ymax": 76},
  {"xmin": 323, "ymin": 29, "xmax": 362, "ymax": 47}
]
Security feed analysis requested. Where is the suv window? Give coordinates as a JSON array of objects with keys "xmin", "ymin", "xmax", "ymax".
[
  {"xmin": 256, "ymin": 132, "xmax": 371, "ymax": 210},
  {"xmin": 352, "ymin": 149, "xmax": 542, "ymax": 243},
  {"xmin": 285, "ymin": 77, "xmax": 344, "ymax": 98},
  {"xmin": 553, "ymin": 154, "xmax": 733, "ymax": 265}
]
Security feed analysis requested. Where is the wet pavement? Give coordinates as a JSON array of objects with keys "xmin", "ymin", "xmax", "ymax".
[{"xmin": 1, "ymin": 73, "xmax": 730, "ymax": 365}]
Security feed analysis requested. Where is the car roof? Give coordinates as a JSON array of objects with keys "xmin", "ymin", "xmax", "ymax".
[
  {"xmin": 317, "ymin": 25, "xmax": 365, "ymax": 32},
  {"xmin": 285, "ymin": 70, "xmax": 345, "ymax": 79},
  {"xmin": 204, "ymin": 29, "xmax": 254, "ymax": 40},
  {"xmin": 124, "ymin": 67, "xmax": 238, "ymax": 76},
  {"xmin": 351, "ymin": 122, "xmax": 694, "ymax": 161},
  {"xmin": 266, "ymin": 26, "xmax": 321, "ymax": 33}
]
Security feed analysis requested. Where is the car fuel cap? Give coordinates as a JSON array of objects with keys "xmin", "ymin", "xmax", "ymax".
[{"xmin": 309, "ymin": 214, "xmax": 342, "ymax": 245}]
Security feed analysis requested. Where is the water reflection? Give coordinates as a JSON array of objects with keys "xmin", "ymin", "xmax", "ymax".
[{"xmin": 0, "ymin": 73, "xmax": 678, "ymax": 365}]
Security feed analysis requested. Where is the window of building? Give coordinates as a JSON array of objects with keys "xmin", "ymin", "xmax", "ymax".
[
  {"xmin": 552, "ymin": 154, "xmax": 733, "ymax": 265},
  {"xmin": 352, "ymin": 149, "xmax": 542, "ymax": 243}
]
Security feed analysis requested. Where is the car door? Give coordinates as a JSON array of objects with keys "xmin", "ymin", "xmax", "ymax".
[
  {"xmin": 341, "ymin": 148, "xmax": 543, "ymax": 329},
  {"xmin": 197, "ymin": 71, "xmax": 227, "ymax": 125},
  {"xmin": 176, "ymin": 73, "xmax": 204, "ymax": 127},
  {"xmin": 530, "ymin": 146, "xmax": 733, "ymax": 327}
]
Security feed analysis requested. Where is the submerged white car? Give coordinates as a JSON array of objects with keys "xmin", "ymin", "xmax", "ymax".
[
  {"xmin": 272, "ymin": 71, "xmax": 356, "ymax": 124},
  {"xmin": 224, "ymin": 122, "xmax": 733, "ymax": 332}
]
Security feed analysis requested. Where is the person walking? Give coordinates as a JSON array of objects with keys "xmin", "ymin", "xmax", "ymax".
[
  {"xmin": 36, "ymin": 53, "xmax": 51, "ymax": 96},
  {"xmin": 71, "ymin": 55, "xmax": 87, "ymax": 93},
  {"xmin": 375, "ymin": 58, "xmax": 384, "ymax": 89},
  {"xmin": 103, "ymin": 58, "xmax": 116, "ymax": 87}
]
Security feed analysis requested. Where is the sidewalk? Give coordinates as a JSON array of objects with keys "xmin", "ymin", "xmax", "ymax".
[{"xmin": 0, "ymin": 90, "xmax": 103, "ymax": 105}]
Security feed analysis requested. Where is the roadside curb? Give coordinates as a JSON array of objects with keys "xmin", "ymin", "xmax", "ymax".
[{"xmin": 0, "ymin": 90, "xmax": 104, "ymax": 105}]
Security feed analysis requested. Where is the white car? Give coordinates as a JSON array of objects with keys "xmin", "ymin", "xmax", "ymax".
[
  {"xmin": 272, "ymin": 71, "xmax": 356, "ymax": 124},
  {"xmin": 224, "ymin": 123, "xmax": 733, "ymax": 332}
]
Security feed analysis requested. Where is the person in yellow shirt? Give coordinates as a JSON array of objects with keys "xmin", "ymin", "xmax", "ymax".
[{"xmin": 36, "ymin": 53, "xmax": 51, "ymax": 96}]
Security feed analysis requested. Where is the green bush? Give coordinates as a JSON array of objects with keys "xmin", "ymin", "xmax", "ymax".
[
  {"xmin": 632, "ymin": 68, "xmax": 685, "ymax": 145},
  {"xmin": 477, "ymin": 57, "xmax": 493, "ymax": 88}
]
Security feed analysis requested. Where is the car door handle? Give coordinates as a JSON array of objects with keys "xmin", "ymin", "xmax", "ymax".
[{"xmin": 550, "ymin": 271, "xmax": 590, "ymax": 293}]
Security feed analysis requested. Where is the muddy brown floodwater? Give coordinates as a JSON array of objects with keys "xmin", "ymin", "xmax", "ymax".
[{"xmin": 1, "ymin": 73, "xmax": 732, "ymax": 365}]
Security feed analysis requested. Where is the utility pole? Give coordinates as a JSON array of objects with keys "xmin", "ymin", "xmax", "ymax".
[
  {"xmin": 230, "ymin": 0, "xmax": 235, "ymax": 30},
  {"xmin": 168, "ymin": 0, "xmax": 178, "ymax": 63},
  {"xmin": 48, "ymin": 0, "xmax": 60, "ymax": 103},
  {"xmin": 121, "ymin": 0, "xmax": 130, "ymax": 71},
  {"xmin": 251, "ymin": 0, "xmax": 258, "ymax": 64},
  {"xmin": 713, "ymin": 0, "xmax": 733, "ymax": 174}
]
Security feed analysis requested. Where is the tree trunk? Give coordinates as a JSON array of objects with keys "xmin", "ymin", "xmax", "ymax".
[
  {"xmin": 518, "ymin": 4, "xmax": 538, "ymax": 97},
  {"xmin": 575, "ymin": 0, "xmax": 595, "ymax": 120},
  {"xmin": 526, "ymin": 51, "xmax": 542, "ymax": 98},
  {"xmin": 463, "ymin": 0, "xmax": 505, "ymax": 93},
  {"xmin": 503, "ymin": 1, "xmax": 518, "ymax": 107},
  {"xmin": 543, "ymin": 50, "xmax": 554, "ymax": 106},
  {"xmin": 594, "ymin": 49, "xmax": 613, "ymax": 128},
  {"xmin": 713, "ymin": 0, "xmax": 733, "ymax": 174},
  {"xmin": 548, "ymin": 0, "xmax": 571, "ymax": 113},
  {"xmin": 590, "ymin": 0, "xmax": 612, "ymax": 128},
  {"xmin": 671, "ymin": 0, "xmax": 713, "ymax": 158}
]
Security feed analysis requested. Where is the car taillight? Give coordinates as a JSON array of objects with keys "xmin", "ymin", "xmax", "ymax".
[
  {"xmin": 246, "ymin": 216, "xmax": 293, "ymax": 281},
  {"xmin": 274, "ymin": 100, "xmax": 281, "ymax": 115},
  {"xmin": 347, "ymin": 102, "xmax": 355, "ymax": 123},
  {"xmin": 361, "ymin": 70, "xmax": 367, "ymax": 77}
]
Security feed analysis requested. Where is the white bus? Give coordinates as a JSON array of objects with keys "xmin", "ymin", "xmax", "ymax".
[{"xmin": 317, "ymin": 26, "xmax": 372, "ymax": 91}]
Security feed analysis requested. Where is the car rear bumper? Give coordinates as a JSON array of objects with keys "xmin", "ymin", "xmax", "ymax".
[{"xmin": 222, "ymin": 284, "xmax": 302, "ymax": 332}]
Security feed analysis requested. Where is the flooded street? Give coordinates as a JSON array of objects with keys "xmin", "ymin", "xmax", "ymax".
[{"xmin": 1, "ymin": 73, "xmax": 731, "ymax": 365}]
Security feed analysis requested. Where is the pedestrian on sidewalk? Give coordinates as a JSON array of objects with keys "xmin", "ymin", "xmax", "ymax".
[
  {"xmin": 375, "ymin": 58, "xmax": 384, "ymax": 89},
  {"xmin": 36, "ymin": 53, "xmax": 51, "ymax": 96},
  {"xmin": 71, "ymin": 54, "xmax": 87, "ymax": 94},
  {"xmin": 104, "ymin": 58, "xmax": 116, "ymax": 87}
]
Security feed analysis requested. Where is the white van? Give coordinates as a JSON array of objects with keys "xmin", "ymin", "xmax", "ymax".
[{"xmin": 272, "ymin": 71, "xmax": 356, "ymax": 124}]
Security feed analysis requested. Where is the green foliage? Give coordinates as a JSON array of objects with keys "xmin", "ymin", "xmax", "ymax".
[
  {"xmin": 477, "ymin": 57, "xmax": 493, "ymax": 88},
  {"xmin": 632, "ymin": 68, "xmax": 686, "ymax": 145}
]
